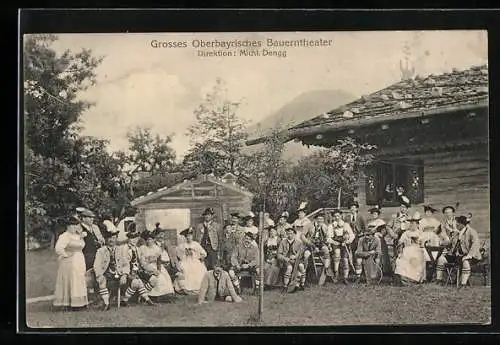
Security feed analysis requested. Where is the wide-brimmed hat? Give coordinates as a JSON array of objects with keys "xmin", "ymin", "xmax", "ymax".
[
  {"xmin": 409, "ymin": 212, "xmax": 422, "ymax": 222},
  {"xmin": 244, "ymin": 231, "xmax": 255, "ymax": 240},
  {"xmin": 423, "ymin": 205, "xmax": 438, "ymax": 213},
  {"xmin": 455, "ymin": 215, "xmax": 470, "ymax": 226},
  {"xmin": 399, "ymin": 195, "xmax": 411, "ymax": 208},
  {"xmin": 141, "ymin": 230, "xmax": 156, "ymax": 240},
  {"xmin": 285, "ymin": 226, "xmax": 296, "ymax": 234},
  {"xmin": 79, "ymin": 208, "xmax": 95, "ymax": 218},
  {"xmin": 442, "ymin": 205, "xmax": 456, "ymax": 213},
  {"xmin": 369, "ymin": 206, "xmax": 382, "ymax": 215},
  {"xmin": 66, "ymin": 214, "xmax": 81, "ymax": 226},
  {"xmin": 202, "ymin": 207, "xmax": 215, "ymax": 216},
  {"xmin": 230, "ymin": 212, "xmax": 241, "ymax": 218},
  {"xmin": 350, "ymin": 201, "xmax": 360, "ymax": 209},
  {"xmin": 297, "ymin": 201, "xmax": 308, "ymax": 212},
  {"xmin": 243, "ymin": 211, "xmax": 256, "ymax": 222},
  {"xmin": 279, "ymin": 211, "xmax": 289, "ymax": 219},
  {"xmin": 180, "ymin": 227, "xmax": 194, "ymax": 237},
  {"xmin": 103, "ymin": 229, "xmax": 119, "ymax": 240}
]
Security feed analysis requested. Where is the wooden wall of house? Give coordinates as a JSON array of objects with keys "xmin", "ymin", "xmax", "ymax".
[
  {"xmin": 357, "ymin": 144, "xmax": 490, "ymax": 243},
  {"xmin": 134, "ymin": 196, "xmax": 253, "ymax": 233}
]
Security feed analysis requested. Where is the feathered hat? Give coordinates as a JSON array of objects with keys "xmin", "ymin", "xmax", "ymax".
[
  {"xmin": 297, "ymin": 201, "xmax": 308, "ymax": 212},
  {"xmin": 179, "ymin": 227, "xmax": 194, "ymax": 237},
  {"xmin": 442, "ymin": 202, "xmax": 460, "ymax": 214}
]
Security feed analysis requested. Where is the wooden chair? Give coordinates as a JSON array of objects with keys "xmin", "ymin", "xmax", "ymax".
[
  {"xmin": 238, "ymin": 270, "xmax": 257, "ymax": 295},
  {"xmin": 423, "ymin": 244, "xmax": 445, "ymax": 283},
  {"xmin": 444, "ymin": 255, "xmax": 461, "ymax": 288}
]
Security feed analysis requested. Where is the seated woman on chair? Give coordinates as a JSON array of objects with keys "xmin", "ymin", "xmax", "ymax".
[{"xmin": 394, "ymin": 212, "xmax": 425, "ymax": 285}]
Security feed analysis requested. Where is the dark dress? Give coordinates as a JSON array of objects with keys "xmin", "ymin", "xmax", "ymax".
[{"xmin": 263, "ymin": 238, "xmax": 281, "ymax": 286}]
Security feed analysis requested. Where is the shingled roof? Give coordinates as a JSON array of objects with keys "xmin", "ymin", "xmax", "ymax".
[
  {"xmin": 245, "ymin": 64, "xmax": 488, "ymax": 146},
  {"xmin": 291, "ymin": 64, "xmax": 488, "ymax": 131}
]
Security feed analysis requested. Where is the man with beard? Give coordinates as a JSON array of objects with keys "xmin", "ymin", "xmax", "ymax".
[{"xmin": 195, "ymin": 207, "xmax": 222, "ymax": 271}]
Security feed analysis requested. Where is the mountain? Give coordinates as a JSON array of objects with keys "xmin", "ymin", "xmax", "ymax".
[{"xmin": 244, "ymin": 89, "xmax": 357, "ymax": 162}]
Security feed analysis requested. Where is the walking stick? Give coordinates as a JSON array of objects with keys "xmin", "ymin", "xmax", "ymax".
[
  {"xmin": 116, "ymin": 275, "xmax": 121, "ymax": 308},
  {"xmin": 287, "ymin": 245, "xmax": 306, "ymax": 293}
]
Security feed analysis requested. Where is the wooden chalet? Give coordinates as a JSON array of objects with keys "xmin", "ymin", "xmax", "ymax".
[
  {"xmin": 130, "ymin": 173, "xmax": 254, "ymax": 244},
  {"xmin": 247, "ymin": 65, "xmax": 490, "ymax": 240}
]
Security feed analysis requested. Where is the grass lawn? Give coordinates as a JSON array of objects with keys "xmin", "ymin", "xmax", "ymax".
[{"xmin": 25, "ymin": 249, "xmax": 491, "ymax": 328}]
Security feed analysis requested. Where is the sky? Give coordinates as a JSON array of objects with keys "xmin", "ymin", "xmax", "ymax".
[{"xmin": 49, "ymin": 31, "xmax": 488, "ymax": 160}]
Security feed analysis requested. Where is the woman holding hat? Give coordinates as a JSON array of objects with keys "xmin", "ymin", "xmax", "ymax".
[
  {"xmin": 175, "ymin": 227, "xmax": 208, "ymax": 292},
  {"xmin": 394, "ymin": 212, "xmax": 425, "ymax": 285},
  {"xmin": 53, "ymin": 215, "xmax": 88, "ymax": 310}
]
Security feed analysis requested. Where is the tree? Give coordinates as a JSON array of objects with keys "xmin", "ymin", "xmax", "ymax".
[
  {"xmin": 244, "ymin": 124, "xmax": 296, "ymax": 218},
  {"xmin": 184, "ymin": 78, "xmax": 249, "ymax": 176},
  {"xmin": 288, "ymin": 137, "xmax": 376, "ymax": 212},
  {"xmin": 24, "ymin": 34, "xmax": 104, "ymax": 237},
  {"xmin": 112, "ymin": 126, "xmax": 177, "ymax": 221}
]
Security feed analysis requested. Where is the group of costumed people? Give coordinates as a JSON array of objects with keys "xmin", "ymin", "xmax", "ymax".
[{"xmin": 52, "ymin": 195, "xmax": 484, "ymax": 311}]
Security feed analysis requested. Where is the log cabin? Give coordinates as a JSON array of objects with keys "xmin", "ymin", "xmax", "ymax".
[
  {"xmin": 130, "ymin": 173, "xmax": 254, "ymax": 245},
  {"xmin": 246, "ymin": 64, "xmax": 490, "ymax": 242}
]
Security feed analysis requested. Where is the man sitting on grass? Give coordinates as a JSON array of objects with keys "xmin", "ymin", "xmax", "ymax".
[{"xmin": 197, "ymin": 261, "xmax": 243, "ymax": 304}]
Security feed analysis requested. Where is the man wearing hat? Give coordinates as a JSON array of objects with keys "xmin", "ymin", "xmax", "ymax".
[
  {"xmin": 94, "ymin": 230, "xmax": 154, "ymax": 310},
  {"xmin": 348, "ymin": 201, "xmax": 367, "ymax": 242},
  {"xmin": 195, "ymin": 207, "xmax": 222, "ymax": 271},
  {"xmin": 299, "ymin": 213, "xmax": 332, "ymax": 283},
  {"xmin": 221, "ymin": 212, "xmax": 243, "ymax": 267},
  {"xmin": 79, "ymin": 208, "xmax": 106, "ymax": 272},
  {"xmin": 394, "ymin": 212, "xmax": 425, "ymax": 285},
  {"xmin": 330, "ymin": 209, "xmax": 355, "ymax": 284},
  {"xmin": 354, "ymin": 225, "xmax": 382, "ymax": 284},
  {"xmin": 276, "ymin": 211, "xmax": 292, "ymax": 240},
  {"xmin": 197, "ymin": 259, "xmax": 243, "ymax": 304},
  {"xmin": 435, "ymin": 215, "xmax": 481, "ymax": 287},
  {"xmin": 228, "ymin": 232, "xmax": 260, "ymax": 294},
  {"xmin": 277, "ymin": 226, "xmax": 306, "ymax": 292}
]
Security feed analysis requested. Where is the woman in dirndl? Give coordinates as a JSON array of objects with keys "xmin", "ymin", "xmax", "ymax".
[
  {"xmin": 138, "ymin": 231, "xmax": 175, "ymax": 301},
  {"xmin": 263, "ymin": 226, "xmax": 282, "ymax": 287},
  {"xmin": 175, "ymin": 227, "xmax": 208, "ymax": 293},
  {"xmin": 394, "ymin": 212, "xmax": 425, "ymax": 285},
  {"xmin": 53, "ymin": 214, "xmax": 88, "ymax": 310}
]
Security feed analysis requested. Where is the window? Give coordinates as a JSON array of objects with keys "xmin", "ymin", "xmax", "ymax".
[{"xmin": 365, "ymin": 160, "xmax": 424, "ymax": 206}]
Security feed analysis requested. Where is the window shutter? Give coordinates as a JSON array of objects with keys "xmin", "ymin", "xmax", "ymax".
[
  {"xmin": 407, "ymin": 164, "xmax": 424, "ymax": 204},
  {"xmin": 365, "ymin": 164, "xmax": 378, "ymax": 205}
]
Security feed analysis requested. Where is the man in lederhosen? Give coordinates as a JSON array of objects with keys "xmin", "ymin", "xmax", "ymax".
[
  {"xmin": 277, "ymin": 227, "xmax": 306, "ymax": 293},
  {"xmin": 94, "ymin": 230, "xmax": 154, "ymax": 310},
  {"xmin": 195, "ymin": 207, "xmax": 221, "ymax": 271},
  {"xmin": 299, "ymin": 213, "xmax": 332, "ymax": 285},
  {"xmin": 330, "ymin": 209, "xmax": 355, "ymax": 284},
  {"xmin": 78, "ymin": 208, "xmax": 106, "ymax": 297},
  {"xmin": 276, "ymin": 211, "xmax": 292, "ymax": 239}
]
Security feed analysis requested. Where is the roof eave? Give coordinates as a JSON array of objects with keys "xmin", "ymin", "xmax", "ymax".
[{"xmin": 246, "ymin": 101, "xmax": 488, "ymax": 146}]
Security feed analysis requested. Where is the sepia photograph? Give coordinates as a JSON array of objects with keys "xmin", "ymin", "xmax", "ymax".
[{"xmin": 22, "ymin": 30, "xmax": 490, "ymax": 328}]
